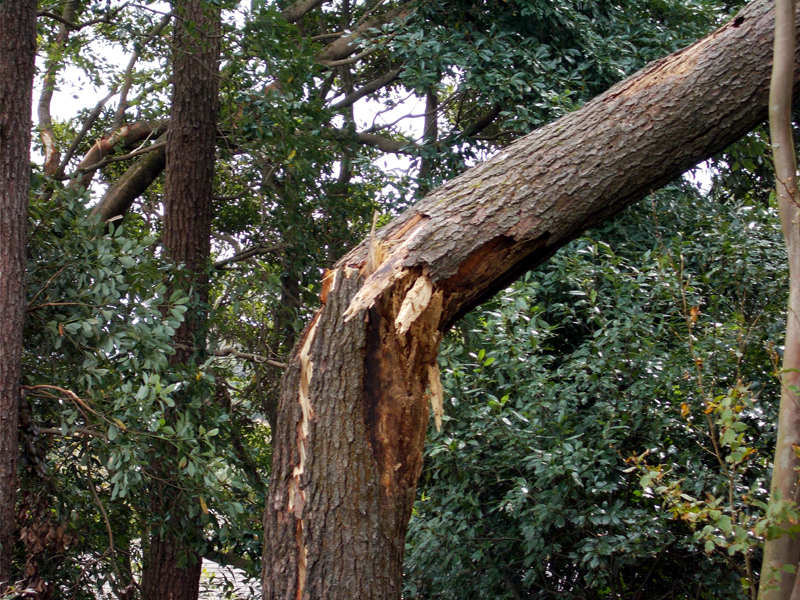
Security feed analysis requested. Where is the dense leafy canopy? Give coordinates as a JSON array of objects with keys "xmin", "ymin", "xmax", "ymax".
[{"xmin": 406, "ymin": 184, "xmax": 786, "ymax": 599}]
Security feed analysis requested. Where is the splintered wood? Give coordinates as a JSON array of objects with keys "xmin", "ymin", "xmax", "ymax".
[
  {"xmin": 343, "ymin": 218, "xmax": 427, "ymax": 321},
  {"xmin": 394, "ymin": 275, "xmax": 433, "ymax": 335},
  {"xmin": 427, "ymin": 363, "xmax": 444, "ymax": 431}
]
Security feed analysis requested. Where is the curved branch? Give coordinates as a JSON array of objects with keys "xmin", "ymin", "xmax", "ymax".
[
  {"xmin": 74, "ymin": 139, "xmax": 167, "ymax": 177},
  {"xmin": 39, "ymin": 0, "xmax": 78, "ymax": 175},
  {"xmin": 281, "ymin": 0, "xmax": 328, "ymax": 23},
  {"xmin": 464, "ymin": 103, "xmax": 502, "ymax": 137},
  {"xmin": 330, "ymin": 67, "xmax": 402, "ymax": 109},
  {"xmin": 71, "ymin": 120, "xmax": 168, "ymax": 188},
  {"xmin": 213, "ymin": 349, "xmax": 287, "ymax": 369},
  {"xmin": 113, "ymin": 12, "xmax": 174, "ymax": 130},
  {"xmin": 317, "ymin": 6, "xmax": 407, "ymax": 63},
  {"xmin": 356, "ymin": 132, "xmax": 417, "ymax": 154},
  {"xmin": 90, "ymin": 133, "xmax": 167, "ymax": 222},
  {"xmin": 58, "ymin": 88, "xmax": 118, "ymax": 175}
]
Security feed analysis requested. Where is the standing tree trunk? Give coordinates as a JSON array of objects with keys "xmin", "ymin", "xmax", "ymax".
[
  {"xmin": 760, "ymin": 0, "xmax": 800, "ymax": 598},
  {"xmin": 0, "ymin": 0, "xmax": 37, "ymax": 589},
  {"xmin": 139, "ymin": 1, "xmax": 220, "ymax": 598},
  {"xmin": 262, "ymin": 0, "xmax": 800, "ymax": 597}
]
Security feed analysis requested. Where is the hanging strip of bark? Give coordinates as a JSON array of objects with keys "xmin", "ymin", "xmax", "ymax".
[
  {"xmin": 0, "ymin": 0, "xmax": 37, "ymax": 588},
  {"xmin": 263, "ymin": 2, "xmax": 800, "ymax": 599},
  {"xmin": 760, "ymin": 0, "xmax": 800, "ymax": 599}
]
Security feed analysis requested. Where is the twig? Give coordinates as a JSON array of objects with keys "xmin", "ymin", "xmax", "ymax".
[
  {"xmin": 40, "ymin": 427, "xmax": 108, "ymax": 441},
  {"xmin": 331, "ymin": 67, "xmax": 402, "ymax": 110},
  {"xmin": 213, "ymin": 242, "xmax": 287, "ymax": 268},
  {"xmin": 37, "ymin": 8, "xmax": 122, "ymax": 30},
  {"xmin": 213, "ymin": 349, "xmax": 287, "ymax": 369},
  {"xmin": 70, "ymin": 140, "xmax": 167, "ymax": 177}
]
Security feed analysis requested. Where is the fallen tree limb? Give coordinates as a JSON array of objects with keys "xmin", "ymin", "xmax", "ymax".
[{"xmin": 263, "ymin": 1, "xmax": 800, "ymax": 599}]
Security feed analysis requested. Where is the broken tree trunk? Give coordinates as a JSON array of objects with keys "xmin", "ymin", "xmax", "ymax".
[{"xmin": 262, "ymin": 0, "xmax": 800, "ymax": 597}]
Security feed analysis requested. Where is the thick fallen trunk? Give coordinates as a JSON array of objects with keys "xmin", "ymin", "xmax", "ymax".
[
  {"xmin": 262, "ymin": 1, "xmax": 800, "ymax": 597},
  {"xmin": 90, "ymin": 133, "xmax": 166, "ymax": 223}
]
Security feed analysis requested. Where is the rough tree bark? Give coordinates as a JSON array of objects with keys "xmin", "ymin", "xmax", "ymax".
[
  {"xmin": 0, "ymin": 0, "xmax": 37, "ymax": 589},
  {"xmin": 139, "ymin": 1, "xmax": 220, "ymax": 598},
  {"xmin": 262, "ymin": 0, "xmax": 800, "ymax": 597},
  {"xmin": 761, "ymin": 0, "xmax": 800, "ymax": 598}
]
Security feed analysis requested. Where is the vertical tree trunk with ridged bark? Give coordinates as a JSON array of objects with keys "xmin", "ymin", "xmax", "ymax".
[
  {"xmin": 0, "ymin": 0, "xmax": 36, "ymax": 589},
  {"xmin": 262, "ymin": 1, "xmax": 800, "ymax": 598},
  {"xmin": 139, "ymin": 1, "xmax": 220, "ymax": 598}
]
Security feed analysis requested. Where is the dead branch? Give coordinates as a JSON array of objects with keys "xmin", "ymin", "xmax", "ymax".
[
  {"xmin": 213, "ymin": 349, "xmax": 287, "ymax": 369},
  {"xmin": 331, "ymin": 67, "xmax": 402, "ymax": 109}
]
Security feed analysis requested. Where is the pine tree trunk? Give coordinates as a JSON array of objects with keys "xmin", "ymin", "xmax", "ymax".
[
  {"xmin": 0, "ymin": 0, "xmax": 37, "ymax": 589},
  {"xmin": 262, "ymin": 0, "xmax": 800, "ymax": 597},
  {"xmin": 139, "ymin": 1, "xmax": 220, "ymax": 597}
]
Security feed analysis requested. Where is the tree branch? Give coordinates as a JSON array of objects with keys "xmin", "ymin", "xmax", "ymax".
[
  {"xmin": 213, "ymin": 243, "xmax": 287, "ymax": 269},
  {"xmin": 113, "ymin": 12, "xmax": 174, "ymax": 130},
  {"xmin": 317, "ymin": 6, "xmax": 407, "ymax": 63},
  {"xmin": 71, "ymin": 120, "xmax": 168, "ymax": 188},
  {"xmin": 73, "ymin": 139, "xmax": 167, "ymax": 178},
  {"xmin": 281, "ymin": 0, "xmax": 328, "ymax": 23},
  {"xmin": 464, "ymin": 103, "xmax": 502, "ymax": 137},
  {"xmin": 39, "ymin": 0, "xmax": 78, "ymax": 175},
  {"xmin": 58, "ymin": 88, "xmax": 118, "ymax": 175},
  {"xmin": 36, "ymin": 8, "xmax": 120, "ymax": 30},
  {"xmin": 90, "ymin": 133, "xmax": 167, "ymax": 222},
  {"xmin": 355, "ymin": 132, "xmax": 416, "ymax": 154},
  {"xmin": 330, "ymin": 67, "xmax": 402, "ymax": 109},
  {"xmin": 213, "ymin": 349, "xmax": 287, "ymax": 369}
]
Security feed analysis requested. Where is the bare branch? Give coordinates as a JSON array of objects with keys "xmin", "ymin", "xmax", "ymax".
[
  {"xmin": 113, "ymin": 12, "xmax": 174, "ymax": 130},
  {"xmin": 353, "ymin": 0, "xmax": 388, "ymax": 28},
  {"xmin": 90, "ymin": 133, "xmax": 167, "ymax": 222},
  {"xmin": 330, "ymin": 67, "xmax": 402, "ymax": 109},
  {"xmin": 58, "ymin": 87, "xmax": 118, "ymax": 174},
  {"xmin": 39, "ymin": 427, "xmax": 108, "ymax": 441},
  {"xmin": 213, "ymin": 242, "xmax": 287, "ymax": 269},
  {"xmin": 320, "ymin": 30, "xmax": 398, "ymax": 67},
  {"xmin": 213, "ymin": 349, "xmax": 288, "ymax": 369},
  {"xmin": 36, "ymin": 8, "xmax": 120, "ymax": 30},
  {"xmin": 71, "ymin": 120, "xmax": 168, "ymax": 188},
  {"xmin": 281, "ymin": 0, "xmax": 328, "ymax": 23},
  {"xmin": 464, "ymin": 103, "xmax": 502, "ymax": 137},
  {"xmin": 72, "ymin": 139, "xmax": 167, "ymax": 177},
  {"xmin": 317, "ymin": 6, "xmax": 408, "ymax": 63},
  {"xmin": 39, "ymin": 1, "xmax": 78, "ymax": 175},
  {"xmin": 356, "ymin": 131, "xmax": 416, "ymax": 154}
]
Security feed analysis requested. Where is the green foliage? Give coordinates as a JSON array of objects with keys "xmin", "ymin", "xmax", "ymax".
[
  {"xmin": 16, "ymin": 188, "xmax": 265, "ymax": 596},
  {"xmin": 405, "ymin": 188, "xmax": 786, "ymax": 599}
]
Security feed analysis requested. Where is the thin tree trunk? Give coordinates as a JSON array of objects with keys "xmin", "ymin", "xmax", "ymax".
[
  {"xmin": 139, "ymin": 0, "xmax": 220, "ymax": 597},
  {"xmin": 262, "ymin": 1, "xmax": 800, "ymax": 597},
  {"xmin": 0, "ymin": 0, "xmax": 37, "ymax": 589},
  {"xmin": 761, "ymin": 1, "xmax": 800, "ymax": 599},
  {"xmin": 417, "ymin": 85, "xmax": 439, "ymax": 196}
]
